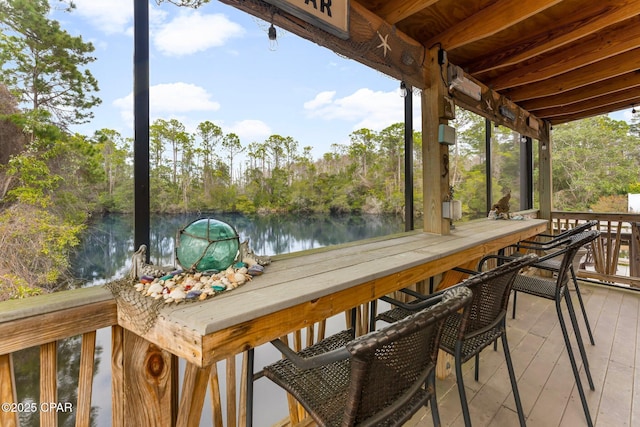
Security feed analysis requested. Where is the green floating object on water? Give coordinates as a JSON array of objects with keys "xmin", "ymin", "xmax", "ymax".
[{"xmin": 176, "ymin": 218, "xmax": 239, "ymax": 272}]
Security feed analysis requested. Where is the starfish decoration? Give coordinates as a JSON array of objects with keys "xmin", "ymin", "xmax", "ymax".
[
  {"xmin": 376, "ymin": 32, "xmax": 391, "ymax": 57},
  {"xmin": 485, "ymin": 97, "xmax": 493, "ymax": 111}
]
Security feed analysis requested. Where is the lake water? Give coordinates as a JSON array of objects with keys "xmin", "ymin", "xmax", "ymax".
[{"xmin": 14, "ymin": 212, "xmax": 404, "ymax": 426}]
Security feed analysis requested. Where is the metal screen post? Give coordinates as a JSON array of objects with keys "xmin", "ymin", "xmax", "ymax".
[{"xmin": 134, "ymin": 0, "xmax": 150, "ymax": 259}]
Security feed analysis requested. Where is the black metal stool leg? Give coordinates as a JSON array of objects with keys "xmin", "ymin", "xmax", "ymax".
[
  {"xmin": 501, "ymin": 330, "xmax": 526, "ymax": 427},
  {"xmin": 455, "ymin": 343, "xmax": 472, "ymax": 427},
  {"xmin": 427, "ymin": 370, "xmax": 442, "ymax": 427},
  {"xmin": 564, "ymin": 287, "xmax": 594, "ymax": 390},
  {"xmin": 556, "ymin": 298, "xmax": 594, "ymax": 427},
  {"xmin": 570, "ymin": 265, "xmax": 595, "ymax": 345},
  {"xmin": 246, "ymin": 348, "xmax": 255, "ymax": 427}
]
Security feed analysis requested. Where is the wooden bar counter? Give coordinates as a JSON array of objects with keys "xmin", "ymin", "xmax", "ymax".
[
  {"xmin": 111, "ymin": 217, "xmax": 548, "ymax": 426},
  {"xmin": 118, "ymin": 218, "xmax": 547, "ymax": 367}
]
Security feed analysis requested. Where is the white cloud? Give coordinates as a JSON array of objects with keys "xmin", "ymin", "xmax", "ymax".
[
  {"xmin": 227, "ymin": 120, "xmax": 272, "ymax": 142},
  {"xmin": 69, "ymin": 0, "xmax": 133, "ymax": 34},
  {"xmin": 303, "ymin": 91, "xmax": 335, "ymax": 110},
  {"xmin": 113, "ymin": 82, "xmax": 220, "ymax": 125},
  {"xmin": 153, "ymin": 11, "xmax": 245, "ymax": 57},
  {"xmin": 304, "ymin": 88, "xmax": 404, "ymax": 131}
]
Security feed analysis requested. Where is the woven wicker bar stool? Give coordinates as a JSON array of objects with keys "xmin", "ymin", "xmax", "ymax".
[
  {"xmin": 508, "ymin": 220, "xmax": 598, "ymax": 345},
  {"xmin": 505, "ymin": 230, "xmax": 600, "ymax": 427},
  {"xmin": 377, "ymin": 254, "xmax": 539, "ymax": 427},
  {"xmin": 261, "ymin": 286, "xmax": 473, "ymax": 427}
]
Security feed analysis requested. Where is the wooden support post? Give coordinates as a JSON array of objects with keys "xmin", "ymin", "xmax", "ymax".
[
  {"xmin": 422, "ymin": 46, "xmax": 450, "ymax": 235},
  {"xmin": 111, "ymin": 326, "xmax": 178, "ymax": 427},
  {"xmin": 40, "ymin": 341, "xmax": 57, "ymax": 427},
  {"xmin": 176, "ymin": 362, "xmax": 213, "ymax": 427},
  {"xmin": 0, "ymin": 354, "xmax": 18, "ymax": 427},
  {"xmin": 632, "ymin": 223, "xmax": 640, "ymax": 278},
  {"xmin": 208, "ymin": 363, "xmax": 224, "ymax": 427},
  {"xmin": 75, "ymin": 331, "xmax": 96, "ymax": 427}
]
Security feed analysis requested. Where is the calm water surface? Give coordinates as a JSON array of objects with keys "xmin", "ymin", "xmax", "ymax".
[{"xmin": 15, "ymin": 213, "xmax": 404, "ymax": 426}]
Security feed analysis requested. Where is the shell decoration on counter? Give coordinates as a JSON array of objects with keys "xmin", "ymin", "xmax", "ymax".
[
  {"xmin": 130, "ymin": 227, "xmax": 270, "ymax": 304},
  {"xmin": 133, "ymin": 262, "xmax": 265, "ymax": 304}
]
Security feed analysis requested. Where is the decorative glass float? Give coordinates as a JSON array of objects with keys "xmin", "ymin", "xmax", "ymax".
[{"xmin": 175, "ymin": 218, "xmax": 240, "ymax": 272}]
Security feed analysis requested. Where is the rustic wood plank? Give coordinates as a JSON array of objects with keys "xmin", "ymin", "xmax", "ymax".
[
  {"xmin": 422, "ymin": 46, "xmax": 449, "ymax": 235},
  {"xmin": 0, "ymin": 300, "xmax": 116, "ymax": 355},
  {"xmin": 75, "ymin": 331, "xmax": 96, "ymax": 427},
  {"xmin": 40, "ymin": 341, "xmax": 57, "ymax": 427},
  {"xmin": 0, "ymin": 353, "xmax": 18, "ymax": 427},
  {"xmin": 226, "ymin": 355, "xmax": 237, "ymax": 427},
  {"xmin": 119, "ymin": 329, "xmax": 177, "ymax": 427},
  {"xmin": 176, "ymin": 363, "xmax": 212, "ymax": 427},
  {"xmin": 0, "ymin": 286, "xmax": 114, "ymax": 323},
  {"xmin": 208, "ymin": 363, "xmax": 224, "ymax": 427},
  {"xmin": 111, "ymin": 326, "xmax": 125, "ymax": 427}
]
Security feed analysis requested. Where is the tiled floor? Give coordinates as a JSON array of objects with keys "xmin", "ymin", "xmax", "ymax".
[{"xmin": 405, "ymin": 281, "xmax": 640, "ymax": 427}]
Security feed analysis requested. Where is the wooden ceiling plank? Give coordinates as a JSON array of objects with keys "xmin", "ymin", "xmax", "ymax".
[
  {"xmin": 470, "ymin": 0, "xmax": 640, "ymax": 74},
  {"xmin": 505, "ymin": 48, "xmax": 640, "ymax": 102},
  {"xmin": 488, "ymin": 17, "xmax": 640, "ymax": 90},
  {"xmin": 521, "ymin": 71, "xmax": 640, "ymax": 111},
  {"xmin": 534, "ymin": 87, "xmax": 639, "ymax": 119},
  {"xmin": 425, "ymin": 0, "xmax": 562, "ymax": 50},
  {"xmin": 549, "ymin": 97, "xmax": 640, "ymax": 125},
  {"xmin": 374, "ymin": 0, "xmax": 439, "ymax": 25}
]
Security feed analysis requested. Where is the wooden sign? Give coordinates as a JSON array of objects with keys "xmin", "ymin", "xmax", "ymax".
[{"xmin": 264, "ymin": 0, "xmax": 349, "ymax": 39}]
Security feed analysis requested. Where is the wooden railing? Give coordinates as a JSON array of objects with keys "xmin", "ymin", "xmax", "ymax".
[
  {"xmin": 551, "ymin": 211, "xmax": 640, "ymax": 288},
  {"xmin": 0, "ymin": 286, "xmax": 116, "ymax": 427},
  {"xmin": 0, "ymin": 286, "xmax": 261, "ymax": 427}
]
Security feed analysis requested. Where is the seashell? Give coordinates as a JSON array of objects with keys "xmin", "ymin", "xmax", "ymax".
[
  {"xmin": 194, "ymin": 272, "xmax": 202, "ymax": 280},
  {"xmin": 212, "ymin": 284, "xmax": 226, "ymax": 292},
  {"xmin": 186, "ymin": 290, "xmax": 202, "ymax": 300},
  {"xmin": 247, "ymin": 265, "xmax": 264, "ymax": 276},
  {"xmin": 199, "ymin": 292, "xmax": 208, "ymax": 301},
  {"xmin": 233, "ymin": 272, "xmax": 246, "ymax": 285},
  {"xmin": 225, "ymin": 266, "xmax": 235, "ymax": 275},
  {"xmin": 164, "ymin": 297, "xmax": 174, "ymax": 304},
  {"xmin": 134, "ymin": 283, "xmax": 144, "ymax": 292},
  {"xmin": 153, "ymin": 293, "xmax": 163, "ymax": 300},
  {"xmin": 221, "ymin": 277, "xmax": 230, "ymax": 286},
  {"xmin": 238, "ymin": 267, "xmax": 248, "ymax": 274},
  {"xmin": 169, "ymin": 288, "xmax": 187, "ymax": 302},
  {"xmin": 146, "ymin": 282, "xmax": 164, "ymax": 295}
]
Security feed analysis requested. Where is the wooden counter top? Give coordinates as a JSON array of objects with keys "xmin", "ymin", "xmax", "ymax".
[{"xmin": 116, "ymin": 218, "xmax": 548, "ymax": 367}]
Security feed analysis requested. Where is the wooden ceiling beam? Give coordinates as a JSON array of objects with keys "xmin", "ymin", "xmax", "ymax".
[
  {"xmin": 521, "ymin": 70, "xmax": 640, "ymax": 111},
  {"xmin": 425, "ymin": 0, "xmax": 561, "ymax": 51},
  {"xmin": 549, "ymin": 96, "xmax": 640, "ymax": 125},
  {"xmin": 534, "ymin": 87, "xmax": 639, "ymax": 119},
  {"xmin": 372, "ymin": 0, "xmax": 438, "ymax": 25},
  {"xmin": 504, "ymin": 48, "xmax": 640, "ymax": 102},
  {"xmin": 219, "ymin": 0, "xmax": 427, "ymax": 88},
  {"xmin": 469, "ymin": 0, "xmax": 640, "ymax": 74},
  {"xmin": 488, "ymin": 17, "xmax": 640, "ymax": 91}
]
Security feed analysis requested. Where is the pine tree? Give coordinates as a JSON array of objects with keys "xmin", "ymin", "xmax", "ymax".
[{"xmin": 0, "ymin": 0, "xmax": 100, "ymax": 129}]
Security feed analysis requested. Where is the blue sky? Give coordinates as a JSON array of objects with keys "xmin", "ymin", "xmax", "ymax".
[
  {"xmin": 51, "ymin": 0, "xmax": 416, "ymax": 160},
  {"xmin": 50, "ymin": 1, "xmax": 635, "ymax": 161}
]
